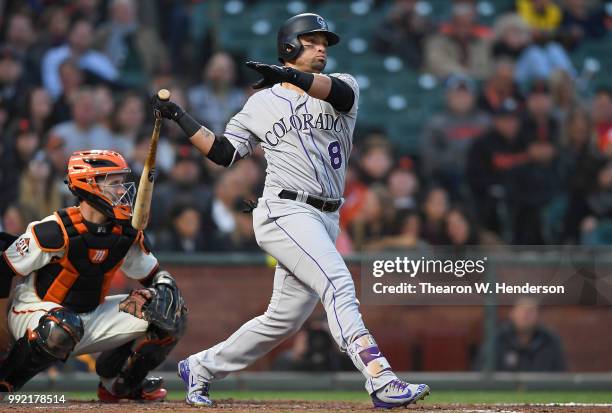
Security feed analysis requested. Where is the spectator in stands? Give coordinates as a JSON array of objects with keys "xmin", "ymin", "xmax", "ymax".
[
  {"xmin": 187, "ymin": 52, "xmax": 246, "ymax": 135},
  {"xmin": 72, "ymin": 0, "xmax": 104, "ymax": 26},
  {"xmin": 548, "ymin": 70, "xmax": 577, "ymax": 123},
  {"xmin": 272, "ymin": 315, "xmax": 350, "ymax": 372},
  {"xmin": 387, "ymin": 163, "xmax": 419, "ymax": 215},
  {"xmin": 1, "ymin": 203, "xmax": 37, "ymax": 235},
  {"xmin": 347, "ymin": 185, "xmax": 396, "ymax": 251},
  {"xmin": 18, "ymin": 151, "xmax": 63, "ymax": 220},
  {"xmin": 467, "ymin": 98, "xmax": 527, "ymax": 239},
  {"xmin": 356, "ymin": 134, "xmax": 394, "ymax": 185},
  {"xmin": 420, "ymin": 186, "xmax": 450, "ymax": 245},
  {"xmin": 43, "ymin": 135, "xmax": 75, "ymax": 208},
  {"xmin": 0, "ymin": 46, "xmax": 29, "ymax": 119},
  {"xmin": 92, "ymin": 85, "xmax": 115, "ymax": 130},
  {"xmin": 9, "ymin": 119, "xmax": 40, "ymax": 173},
  {"xmin": 478, "ymin": 58, "xmax": 524, "ymax": 114},
  {"xmin": 49, "ymin": 87, "xmax": 116, "ymax": 156},
  {"xmin": 42, "ymin": 19, "xmax": 118, "ymax": 99},
  {"xmin": 95, "ymin": 0, "xmax": 169, "ymax": 88},
  {"xmin": 207, "ymin": 168, "xmax": 253, "ymax": 247},
  {"xmin": 40, "ymin": 7, "xmax": 70, "ymax": 50},
  {"xmin": 492, "ymin": 13, "xmax": 532, "ymax": 62},
  {"xmin": 420, "ymin": 74, "xmax": 490, "ymax": 197},
  {"xmin": 444, "ymin": 206, "xmax": 479, "ymax": 246},
  {"xmin": 362, "ymin": 210, "xmax": 422, "ymax": 252},
  {"xmin": 339, "ymin": 162, "xmax": 369, "ymax": 234},
  {"xmin": 580, "ymin": 159, "xmax": 612, "ymax": 244},
  {"xmin": 228, "ymin": 210, "xmax": 259, "ymax": 252},
  {"xmin": 559, "ymin": 0, "xmax": 607, "ymax": 51},
  {"xmin": 424, "ymin": 0, "xmax": 493, "ymax": 79},
  {"xmin": 127, "ymin": 129, "xmax": 175, "ymax": 183},
  {"xmin": 49, "ymin": 59, "xmax": 85, "ymax": 125},
  {"xmin": 592, "ymin": 88, "xmax": 612, "ymax": 155},
  {"xmin": 492, "ymin": 13, "xmax": 575, "ymax": 85},
  {"xmin": 516, "ymin": 81, "xmax": 562, "ymax": 245},
  {"xmin": 561, "ymin": 108, "xmax": 603, "ymax": 242},
  {"xmin": 372, "ymin": 0, "xmax": 431, "ymax": 68},
  {"xmin": 0, "ymin": 120, "xmax": 40, "ymax": 214},
  {"xmin": 4, "ymin": 12, "xmax": 41, "ymax": 86},
  {"xmin": 516, "ymin": 0, "xmax": 562, "ymax": 33},
  {"xmin": 22, "ymin": 87, "xmax": 53, "ymax": 136},
  {"xmin": 156, "ymin": 203, "xmax": 208, "ymax": 253},
  {"xmin": 150, "ymin": 146, "xmax": 212, "ymax": 232},
  {"xmin": 111, "ymin": 92, "xmax": 145, "ymax": 157},
  {"xmin": 478, "ymin": 297, "xmax": 566, "ymax": 371}
]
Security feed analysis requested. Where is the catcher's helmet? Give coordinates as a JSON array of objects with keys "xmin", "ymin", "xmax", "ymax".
[
  {"xmin": 277, "ymin": 13, "xmax": 340, "ymax": 63},
  {"xmin": 66, "ymin": 150, "xmax": 135, "ymax": 221}
]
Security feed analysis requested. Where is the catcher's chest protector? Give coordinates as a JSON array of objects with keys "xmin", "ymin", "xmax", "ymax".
[{"xmin": 34, "ymin": 207, "xmax": 138, "ymax": 313}]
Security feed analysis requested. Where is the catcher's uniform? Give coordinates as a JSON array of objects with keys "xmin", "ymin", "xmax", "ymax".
[{"xmin": 5, "ymin": 206, "xmax": 157, "ymax": 354}]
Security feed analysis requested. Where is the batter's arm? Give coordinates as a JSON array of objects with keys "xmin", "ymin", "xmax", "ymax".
[
  {"xmin": 245, "ymin": 62, "xmax": 354, "ymax": 112},
  {"xmin": 152, "ymin": 97, "xmax": 239, "ymax": 167}
]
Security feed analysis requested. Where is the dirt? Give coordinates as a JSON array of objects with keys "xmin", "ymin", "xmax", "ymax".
[{"xmin": 3, "ymin": 399, "xmax": 612, "ymax": 413}]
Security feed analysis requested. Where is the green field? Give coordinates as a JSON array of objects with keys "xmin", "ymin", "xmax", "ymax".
[{"xmin": 66, "ymin": 390, "xmax": 612, "ymax": 404}]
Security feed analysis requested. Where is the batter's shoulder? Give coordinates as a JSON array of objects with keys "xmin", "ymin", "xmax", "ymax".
[
  {"xmin": 246, "ymin": 88, "xmax": 273, "ymax": 104},
  {"xmin": 328, "ymin": 73, "xmax": 359, "ymax": 90},
  {"xmin": 31, "ymin": 215, "xmax": 65, "ymax": 252}
]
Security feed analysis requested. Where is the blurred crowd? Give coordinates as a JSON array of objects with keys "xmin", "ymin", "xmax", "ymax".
[{"xmin": 1, "ymin": 0, "xmax": 612, "ymax": 252}]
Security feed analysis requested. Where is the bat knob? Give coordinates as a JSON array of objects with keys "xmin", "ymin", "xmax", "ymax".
[{"xmin": 157, "ymin": 89, "xmax": 171, "ymax": 102}]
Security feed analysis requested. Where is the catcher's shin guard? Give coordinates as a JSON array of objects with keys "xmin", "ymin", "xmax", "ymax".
[
  {"xmin": 0, "ymin": 308, "xmax": 84, "ymax": 391},
  {"xmin": 96, "ymin": 326, "xmax": 182, "ymax": 397}
]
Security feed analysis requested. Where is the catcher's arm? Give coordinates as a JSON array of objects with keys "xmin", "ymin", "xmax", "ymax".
[{"xmin": 119, "ymin": 268, "xmax": 187, "ymax": 334}]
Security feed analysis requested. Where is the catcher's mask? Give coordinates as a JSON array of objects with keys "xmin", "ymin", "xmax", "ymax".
[
  {"xmin": 277, "ymin": 13, "xmax": 339, "ymax": 63},
  {"xmin": 66, "ymin": 150, "xmax": 135, "ymax": 221}
]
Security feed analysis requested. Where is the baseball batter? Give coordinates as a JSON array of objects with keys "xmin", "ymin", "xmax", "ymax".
[
  {"xmin": 154, "ymin": 13, "xmax": 430, "ymax": 409},
  {"xmin": 0, "ymin": 150, "xmax": 186, "ymax": 401}
]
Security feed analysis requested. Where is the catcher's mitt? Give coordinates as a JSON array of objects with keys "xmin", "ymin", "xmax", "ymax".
[
  {"xmin": 144, "ymin": 283, "xmax": 187, "ymax": 334},
  {"xmin": 119, "ymin": 270, "xmax": 187, "ymax": 334}
]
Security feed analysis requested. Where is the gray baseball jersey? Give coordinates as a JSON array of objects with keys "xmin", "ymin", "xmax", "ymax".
[
  {"xmin": 224, "ymin": 73, "xmax": 359, "ymax": 199},
  {"xmin": 191, "ymin": 74, "xmax": 402, "ymax": 395}
]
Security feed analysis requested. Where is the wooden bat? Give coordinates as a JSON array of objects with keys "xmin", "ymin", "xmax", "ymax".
[{"xmin": 131, "ymin": 89, "xmax": 171, "ymax": 230}]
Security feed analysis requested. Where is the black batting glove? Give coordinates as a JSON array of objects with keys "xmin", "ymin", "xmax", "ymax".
[
  {"xmin": 246, "ymin": 61, "xmax": 314, "ymax": 90},
  {"xmin": 151, "ymin": 95, "xmax": 185, "ymax": 121},
  {"xmin": 246, "ymin": 61, "xmax": 292, "ymax": 89}
]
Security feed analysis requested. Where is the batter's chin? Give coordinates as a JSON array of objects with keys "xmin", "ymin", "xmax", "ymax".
[{"xmin": 312, "ymin": 59, "xmax": 326, "ymax": 72}]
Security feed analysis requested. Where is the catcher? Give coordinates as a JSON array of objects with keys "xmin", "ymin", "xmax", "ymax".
[{"xmin": 0, "ymin": 150, "xmax": 187, "ymax": 401}]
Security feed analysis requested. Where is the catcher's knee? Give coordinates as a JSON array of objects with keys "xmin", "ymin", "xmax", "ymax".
[
  {"xmin": 0, "ymin": 308, "xmax": 83, "ymax": 391},
  {"xmin": 35, "ymin": 307, "xmax": 84, "ymax": 360}
]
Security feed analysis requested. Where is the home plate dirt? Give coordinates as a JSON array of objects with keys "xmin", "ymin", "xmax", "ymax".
[{"xmin": 4, "ymin": 400, "xmax": 612, "ymax": 413}]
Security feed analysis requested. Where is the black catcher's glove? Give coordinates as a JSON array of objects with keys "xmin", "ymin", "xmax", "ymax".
[
  {"xmin": 246, "ymin": 61, "xmax": 303, "ymax": 89},
  {"xmin": 151, "ymin": 95, "xmax": 184, "ymax": 121},
  {"xmin": 144, "ymin": 270, "xmax": 187, "ymax": 334}
]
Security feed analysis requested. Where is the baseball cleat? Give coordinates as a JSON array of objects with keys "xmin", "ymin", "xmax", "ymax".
[
  {"xmin": 178, "ymin": 357, "xmax": 214, "ymax": 407},
  {"xmin": 97, "ymin": 376, "xmax": 167, "ymax": 402},
  {"xmin": 371, "ymin": 380, "xmax": 430, "ymax": 408}
]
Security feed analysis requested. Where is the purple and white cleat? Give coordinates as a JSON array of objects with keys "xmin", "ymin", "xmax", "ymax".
[
  {"xmin": 177, "ymin": 357, "xmax": 214, "ymax": 407},
  {"xmin": 371, "ymin": 380, "xmax": 430, "ymax": 408}
]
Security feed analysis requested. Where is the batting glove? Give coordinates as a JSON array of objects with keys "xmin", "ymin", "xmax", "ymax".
[
  {"xmin": 151, "ymin": 95, "xmax": 185, "ymax": 121},
  {"xmin": 246, "ymin": 61, "xmax": 309, "ymax": 89}
]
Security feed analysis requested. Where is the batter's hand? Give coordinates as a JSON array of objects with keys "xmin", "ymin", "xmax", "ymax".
[
  {"xmin": 151, "ymin": 95, "xmax": 184, "ymax": 121},
  {"xmin": 246, "ymin": 61, "xmax": 297, "ymax": 89},
  {"xmin": 119, "ymin": 288, "xmax": 155, "ymax": 319}
]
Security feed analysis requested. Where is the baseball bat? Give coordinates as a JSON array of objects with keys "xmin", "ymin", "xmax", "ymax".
[{"xmin": 131, "ymin": 89, "xmax": 171, "ymax": 230}]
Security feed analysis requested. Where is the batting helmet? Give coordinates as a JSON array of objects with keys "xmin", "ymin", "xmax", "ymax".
[{"xmin": 277, "ymin": 13, "xmax": 340, "ymax": 63}]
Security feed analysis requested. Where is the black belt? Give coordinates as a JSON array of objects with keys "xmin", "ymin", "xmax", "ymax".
[{"xmin": 279, "ymin": 190, "xmax": 341, "ymax": 212}]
